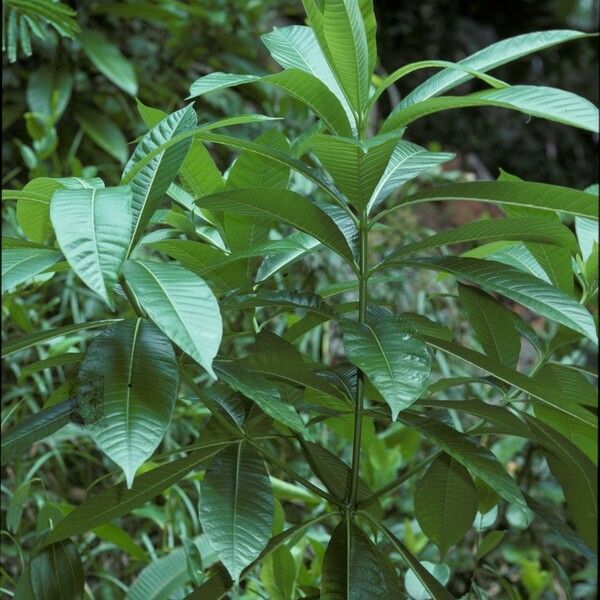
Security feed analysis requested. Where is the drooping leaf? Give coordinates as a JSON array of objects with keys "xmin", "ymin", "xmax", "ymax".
[
  {"xmin": 50, "ymin": 185, "xmax": 132, "ymax": 309},
  {"xmin": 415, "ymin": 453, "xmax": 478, "ymax": 556},
  {"xmin": 200, "ymin": 442, "xmax": 274, "ymax": 581},
  {"xmin": 1, "ymin": 400, "xmax": 73, "ymax": 465},
  {"xmin": 458, "ymin": 284, "xmax": 521, "ymax": 367},
  {"xmin": 400, "ymin": 30, "xmax": 593, "ymax": 108},
  {"xmin": 1, "ymin": 247, "xmax": 62, "ymax": 292},
  {"xmin": 532, "ymin": 364, "xmax": 597, "ymax": 408},
  {"xmin": 121, "ymin": 105, "xmax": 197, "ymax": 251},
  {"xmin": 29, "ymin": 540, "xmax": 84, "ymax": 600},
  {"xmin": 45, "ymin": 430, "xmax": 237, "ymax": 544},
  {"xmin": 398, "ymin": 411, "xmax": 526, "ymax": 508},
  {"xmin": 321, "ymin": 518, "xmax": 402, "ymax": 599},
  {"xmin": 80, "ymin": 29, "xmax": 137, "ymax": 95},
  {"xmin": 75, "ymin": 108, "xmax": 129, "ymax": 165},
  {"xmin": 383, "ymin": 85, "xmax": 599, "ymax": 133},
  {"xmin": 195, "ymin": 188, "xmax": 355, "ymax": 265},
  {"xmin": 385, "ymin": 180, "xmax": 599, "ymax": 220},
  {"xmin": 343, "ymin": 316, "xmax": 431, "ymax": 419},
  {"xmin": 122, "ymin": 260, "xmax": 222, "ymax": 378},
  {"xmin": 404, "ymin": 256, "xmax": 597, "ymax": 343},
  {"xmin": 77, "ymin": 319, "xmax": 178, "ymax": 487}
]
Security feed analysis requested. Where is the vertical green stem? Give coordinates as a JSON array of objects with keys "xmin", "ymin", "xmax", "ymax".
[{"xmin": 348, "ymin": 209, "xmax": 369, "ymax": 508}]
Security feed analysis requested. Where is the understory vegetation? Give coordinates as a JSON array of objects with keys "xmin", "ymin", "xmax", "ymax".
[{"xmin": 1, "ymin": 1, "xmax": 598, "ymax": 599}]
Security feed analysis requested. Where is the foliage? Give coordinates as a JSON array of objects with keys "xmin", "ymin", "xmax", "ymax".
[{"xmin": 1, "ymin": 1, "xmax": 598, "ymax": 599}]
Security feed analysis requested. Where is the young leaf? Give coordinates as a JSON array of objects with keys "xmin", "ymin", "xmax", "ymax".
[
  {"xmin": 415, "ymin": 453, "xmax": 478, "ymax": 556},
  {"xmin": 321, "ymin": 518, "xmax": 402, "ymax": 599},
  {"xmin": 383, "ymin": 86, "xmax": 599, "ymax": 133},
  {"xmin": 1, "ymin": 247, "xmax": 62, "ymax": 292},
  {"xmin": 195, "ymin": 188, "xmax": 355, "ymax": 265},
  {"xmin": 458, "ymin": 284, "xmax": 521, "ymax": 368},
  {"xmin": 400, "ymin": 30, "xmax": 593, "ymax": 108},
  {"xmin": 122, "ymin": 105, "xmax": 197, "ymax": 252},
  {"xmin": 77, "ymin": 319, "xmax": 178, "ymax": 488},
  {"xmin": 343, "ymin": 316, "xmax": 431, "ymax": 419},
  {"xmin": 50, "ymin": 185, "xmax": 132, "ymax": 309},
  {"xmin": 122, "ymin": 260, "xmax": 222, "ymax": 378},
  {"xmin": 30, "ymin": 540, "xmax": 84, "ymax": 600},
  {"xmin": 200, "ymin": 442, "xmax": 274, "ymax": 581}
]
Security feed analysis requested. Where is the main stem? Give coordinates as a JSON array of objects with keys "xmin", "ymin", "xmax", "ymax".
[{"xmin": 348, "ymin": 209, "xmax": 369, "ymax": 508}]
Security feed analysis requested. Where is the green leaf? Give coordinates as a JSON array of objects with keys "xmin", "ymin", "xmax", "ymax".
[
  {"xmin": 458, "ymin": 284, "xmax": 521, "ymax": 368},
  {"xmin": 404, "ymin": 561, "xmax": 451, "ymax": 600},
  {"xmin": 77, "ymin": 319, "xmax": 178, "ymax": 487},
  {"xmin": 1, "ymin": 247, "xmax": 62, "ymax": 292},
  {"xmin": 50, "ymin": 185, "xmax": 132, "ymax": 309},
  {"xmin": 476, "ymin": 531, "xmax": 506, "ymax": 560},
  {"xmin": 382, "ymin": 85, "xmax": 599, "ymax": 133},
  {"xmin": 45, "ymin": 430, "xmax": 237, "ymax": 545},
  {"xmin": 321, "ymin": 0, "xmax": 370, "ymax": 114},
  {"xmin": 30, "ymin": 540, "xmax": 84, "ymax": 600},
  {"xmin": 415, "ymin": 453, "xmax": 478, "ymax": 556},
  {"xmin": 122, "ymin": 260, "xmax": 222, "ymax": 378},
  {"xmin": 7, "ymin": 480, "xmax": 32, "ymax": 533},
  {"xmin": 343, "ymin": 316, "xmax": 431, "ymax": 419},
  {"xmin": 195, "ymin": 188, "xmax": 355, "ymax": 265},
  {"xmin": 386, "ymin": 180, "xmax": 598, "ymax": 220},
  {"xmin": 576, "ymin": 216, "xmax": 599, "ymax": 262},
  {"xmin": 75, "ymin": 109, "xmax": 129, "ymax": 165},
  {"xmin": 1, "ymin": 400, "xmax": 72, "ymax": 465},
  {"xmin": 367, "ymin": 142, "xmax": 455, "ymax": 213},
  {"xmin": 311, "ymin": 133, "xmax": 399, "ymax": 211},
  {"xmin": 533, "ymin": 364, "xmax": 597, "ymax": 408},
  {"xmin": 401, "ymin": 30, "xmax": 593, "ymax": 107},
  {"xmin": 375, "ymin": 218, "xmax": 578, "ymax": 264},
  {"xmin": 398, "ymin": 411, "xmax": 525, "ymax": 508},
  {"xmin": 80, "ymin": 29, "xmax": 137, "ymax": 95},
  {"xmin": 261, "ymin": 25, "xmax": 355, "ymax": 129},
  {"xmin": 2, "ymin": 319, "xmax": 121, "ymax": 357},
  {"xmin": 321, "ymin": 518, "xmax": 402, "ymax": 599},
  {"xmin": 200, "ymin": 442, "xmax": 274, "ymax": 581},
  {"xmin": 215, "ymin": 362, "xmax": 309, "ymax": 436},
  {"xmin": 125, "ymin": 539, "xmax": 204, "ymax": 600},
  {"xmin": 122, "ymin": 105, "xmax": 197, "ymax": 251},
  {"xmin": 406, "ymin": 256, "xmax": 597, "ymax": 343}
]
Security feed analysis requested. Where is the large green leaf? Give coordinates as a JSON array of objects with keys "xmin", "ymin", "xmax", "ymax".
[
  {"xmin": 375, "ymin": 218, "xmax": 578, "ymax": 265},
  {"xmin": 189, "ymin": 70, "xmax": 352, "ymax": 136},
  {"xmin": 458, "ymin": 284, "xmax": 521, "ymax": 368},
  {"xmin": 321, "ymin": 0, "xmax": 370, "ymax": 114},
  {"xmin": 367, "ymin": 142, "xmax": 455, "ymax": 213},
  {"xmin": 385, "ymin": 180, "xmax": 599, "ymax": 220},
  {"xmin": 398, "ymin": 411, "xmax": 526, "ymax": 508},
  {"xmin": 77, "ymin": 319, "xmax": 178, "ymax": 487},
  {"xmin": 1, "ymin": 247, "xmax": 62, "ymax": 292},
  {"xmin": 403, "ymin": 256, "xmax": 597, "ymax": 343},
  {"xmin": 50, "ymin": 185, "xmax": 132, "ymax": 309},
  {"xmin": 311, "ymin": 133, "xmax": 400, "ymax": 211},
  {"xmin": 2, "ymin": 319, "xmax": 120, "ymax": 357},
  {"xmin": 343, "ymin": 316, "xmax": 431, "ymax": 419},
  {"xmin": 1, "ymin": 400, "xmax": 73, "ymax": 464},
  {"xmin": 45, "ymin": 430, "xmax": 237, "ymax": 544},
  {"xmin": 382, "ymin": 85, "xmax": 599, "ymax": 133},
  {"xmin": 261, "ymin": 25, "xmax": 355, "ymax": 128},
  {"xmin": 121, "ymin": 105, "xmax": 197, "ymax": 252},
  {"xmin": 415, "ymin": 453, "xmax": 478, "ymax": 556},
  {"xmin": 215, "ymin": 362, "xmax": 309, "ymax": 436},
  {"xmin": 122, "ymin": 260, "xmax": 222, "ymax": 378},
  {"xmin": 200, "ymin": 442, "xmax": 274, "ymax": 580},
  {"xmin": 321, "ymin": 518, "xmax": 402, "ymax": 599},
  {"xmin": 195, "ymin": 188, "xmax": 355, "ymax": 265},
  {"xmin": 400, "ymin": 30, "xmax": 592, "ymax": 108},
  {"xmin": 533, "ymin": 364, "xmax": 597, "ymax": 408},
  {"xmin": 75, "ymin": 108, "xmax": 129, "ymax": 165},
  {"xmin": 30, "ymin": 540, "xmax": 84, "ymax": 600}
]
